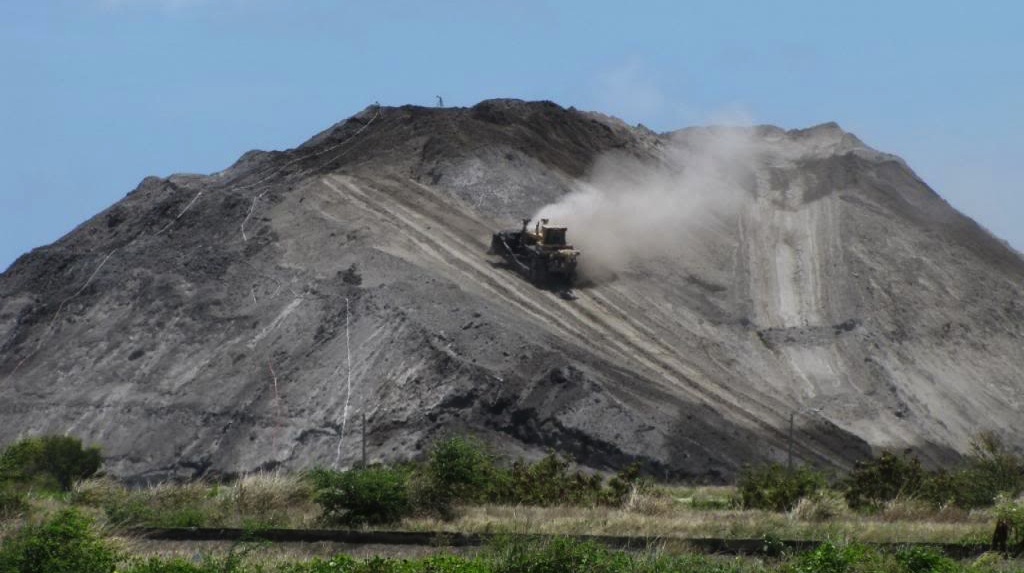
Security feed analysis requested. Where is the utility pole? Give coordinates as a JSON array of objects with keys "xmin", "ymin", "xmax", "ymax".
[
  {"xmin": 787, "ymin": 407, "xmax": 822, "ymax": 471},
  {"xmin": 436, "ymin": 95, "xmax": 444, "ymax": 108},
  {"xmin": 361, "ymin": 412, "xmax": 367, "ymax": 467},
  {"xmin": 787, "ymin": 411, "xmax": 796, "ymax": 472}
]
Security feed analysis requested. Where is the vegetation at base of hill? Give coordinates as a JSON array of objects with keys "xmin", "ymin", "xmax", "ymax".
[
  {"xmin": 310, "ymin": 436, "xmax": 642, "ymax": 525},
  {"xmin": 738, "ymin": 432, "xmax": 1024, "ymax": 514},
  {"xmin": 995, "ymin": 494, "xmax": 1024, "ymax": 549},
  {"xmin": 310, "ymin": 465, "xmax": 412, "ymax": 526},
  {"xmin": 105, "ymin": 546, "xmax": 1024, "ymax": 573},
  {"xmin": 2, "ymin": 433, "xmax": 1024, "ymax": 573},
  {"xmin": 5, "ymin": 509, "xmax": 1021, "ymax": 573},
  {"xmin": 72, "ymin": 473, "xmax": 314, "ymax": 529},
  {"xmin": 0, "ymin": 435, "xmax": 102, "ymax": 493},
  {"xmin": 0, "ymin": 431, "xmax": 1022, "ymax": 548},
  {"xmin": 737, "ymin": 464, "xmax": 828, "ymax": 512},
  {"xmin": 0, "ymin": 488, "xmax": 26, "ymax": 519},
  {"xmin": 0, "ymin": 509, "xmax": 119, "ymax": 573},
  {"xmin": 0, "ymin": 435, "xmax": 102, "ymax": 520},
  {"xmin": 840, "ymin": 433, "xmax": 1024, "ymax": 511}
]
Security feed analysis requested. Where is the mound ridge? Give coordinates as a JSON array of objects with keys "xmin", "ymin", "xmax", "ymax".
[{"xmin": 1, "ymin": 99, "xmax": 1022, "ymax": 482}]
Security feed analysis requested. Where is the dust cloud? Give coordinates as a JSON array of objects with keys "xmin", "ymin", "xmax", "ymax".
[{"xmin": 535, "ymin": 127, "xmax": 760, "ymax": 277}]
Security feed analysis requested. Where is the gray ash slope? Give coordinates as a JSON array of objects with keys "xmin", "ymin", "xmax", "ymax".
[{"xmin": 2, "ymin": 100, "xmax": 1023, "ymax": 482}]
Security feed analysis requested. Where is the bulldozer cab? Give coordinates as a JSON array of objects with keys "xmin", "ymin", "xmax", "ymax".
[
  {"xmin": 541, "ymin": 227, "xmax": 567, "ymax": 246},
  {"xmin": 529, "ymin": 219, "xmax": 570, "ymax": 248}
]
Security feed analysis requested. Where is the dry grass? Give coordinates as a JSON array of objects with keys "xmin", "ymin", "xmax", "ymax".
[
  {"xmin": 3, "ymin": 480, "xmax": 996, "ymax": 548},
  {"xmin": 873, "ymin": 497, "xmax": 975, "ymax": 523},
  {"xmin": 71, "ymin": 478, "xmax": 994, "ymax": 545},
  {"xmin": 789, "ymin": 490, "xmax": 850, "ymax": 522},
  {"xmin": 397, "ymin": 488, "xmax": 995, "ymax": 545},
  {"xmin": 72, "ymin": 473, "xmax": 321, "ymax": 529},
  {"xmin": 219, "ymin": 472, "xmax": 319, "ymax": 528},
  {"xmin": 4, "ymin": 480, "xmax": 1020, "ymax": 572},
  {"xmin": 115, "ymin": 536, "xmax": 471, "ymax": 562}
]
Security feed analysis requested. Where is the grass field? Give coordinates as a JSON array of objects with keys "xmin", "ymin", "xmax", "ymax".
[
  {"xmin": 53, "ymin": 477, "xmax": 995, "ymax": 546},
  {"xmin": 1, "ymin": 476, "xmax": 1022, "ymax": 572},
  {"xmin": 3, "ymin": 434, "xmax": 1024, "ymax": 572}
]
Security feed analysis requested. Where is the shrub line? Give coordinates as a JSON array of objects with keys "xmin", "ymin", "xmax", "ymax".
[{"xmin": 127, "ymin": 527, "xmax": 992, "ymax": 558}]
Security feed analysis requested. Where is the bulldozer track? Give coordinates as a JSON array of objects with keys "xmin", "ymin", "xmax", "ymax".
[{"xmin": 320, "ymin": 175, "xmax": 802, "ymax": 452}]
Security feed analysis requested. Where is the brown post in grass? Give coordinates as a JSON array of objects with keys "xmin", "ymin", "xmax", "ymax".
[{"xmin": 992, "ymin": 519, "xmax": 1009, "ymax": 553}]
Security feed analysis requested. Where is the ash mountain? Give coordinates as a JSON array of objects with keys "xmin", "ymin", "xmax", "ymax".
[{"xmin": 2, "ymin": 100, "xmax": 1022, "ymax": 483}]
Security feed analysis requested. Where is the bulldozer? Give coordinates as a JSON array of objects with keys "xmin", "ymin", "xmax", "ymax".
[{"xmin": 490, "ymin": 218, "xmax": 580, "ymax": 286}]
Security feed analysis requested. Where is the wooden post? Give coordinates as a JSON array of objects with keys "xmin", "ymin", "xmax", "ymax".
[
  {"xmin": 787, "ymin": 408, "xmax": 821, "ymax": 472},
  {"xmin": 361, "ymin": 412, "xmax": 367, "ymax": 467},
  {"xmin": 787, "ymin": 411, "xmax": 795, "ymax": 472}
]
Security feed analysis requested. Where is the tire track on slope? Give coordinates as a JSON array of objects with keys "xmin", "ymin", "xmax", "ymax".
[
  {"xmin": 360, "ymin": 177, "xmax": 716, "ymax": 401},
  {"xmin": 367, "ymin": 179, "xmax": 698, "ymax": 397},
  {"xmin": 326, "ymin": 175, "xmax": 798, "ymax": 446},
  {"xmin": 563, "ymin": 284, "xmax": 827, "ymax": 456},
  {"xmin": 411, "ymin": 180, "xmax": 799, "ymax": 443},
  {"xmin": 330, "ymin": 176, "xmax": 757, "ymax": 417},
  {"xmin": 577, "ymin": 286, "xmax": 793, "ymax": 421},
  {"xmin": 332, "ymin": 175, "xmax": 731, "ymax": 396},
  {"xmin": 322, "ymin": 176, "xmax": 609, "ymax": 355},
  {"xmin": 391, "ymin": 183, "xmax": 757, "ymax": 406},
  {"xmin": 400, "ymin": 180, "xmax": 765, "ymax": 413},
  {"xmin": 564, "ymin": 289, "xmax": 754, "ymax": 412}
]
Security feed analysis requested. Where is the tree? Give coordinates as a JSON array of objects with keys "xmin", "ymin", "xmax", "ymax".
[
  {"xmin": 843, "ymin": 452, "xmax": 925, "ymax": 509},
  {"xmin": 0, "ymin": 509, "xmax": 119, "ymax": 573},
  {"xmin": 0, "ymin": 435, "xmax": 102, "ymax": 492}
]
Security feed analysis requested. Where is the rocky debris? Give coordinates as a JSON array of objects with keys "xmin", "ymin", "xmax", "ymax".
[{"xmin": 0, "ymin": 99, "xmax": 1021, "ymax": 482}]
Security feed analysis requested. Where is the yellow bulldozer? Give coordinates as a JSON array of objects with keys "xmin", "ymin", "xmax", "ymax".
[{"xmin": 489, "ymin": 218, "xmax": 580, "ymax": 286}]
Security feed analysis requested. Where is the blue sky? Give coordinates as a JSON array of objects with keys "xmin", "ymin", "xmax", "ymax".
[{"xmin": 2, "ymin": 1, "xmax": 1021, "ymax": 271}]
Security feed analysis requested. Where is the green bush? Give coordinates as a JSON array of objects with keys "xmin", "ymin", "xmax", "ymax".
[
  {"xmin": 948, "ymin": 433, "xmax": 1024, "ymax": 509},
  {"xmin": 99, "ymin": 492, "xmax": 158, "ymax": 527},
  {"xmin": 843, "ymin": 452, "xmax": 927, "ymax": 510},
  {"xmin": 123, "ymin": 546, "xmax": 264, "ymax": 573},
  {"xmin": 308, "ymin": 439, "xmax": 643, "ymax": 525},
  {"xmin": 790, "ymin": 541, "xmax": 885, "ymax": 573},
  {"xmin": 916, "ymin": 469, "xmax": 957, "ymax": 507},
  {"xmin": 426, "ymin": 436, "xmax": 495, "ymax": 502},
  {"xmin": 417, "ymin": 436, "xmax": 498, "ymax": 517},
  {"xmin": 78, "ymin": 481, "xmax": 224, "ymax": 528},
  {"xmin": 274, "ymin": 555, "xmax": 359, "ymax": 573},
  {"xmin": 122, "ymin": 557, "xmax": 208, "ymax": 573},
  {"xmin": 496, "ymin": 453, "xmax": 596, "ymax": 506},
  {"xmin": 895, "ymin": 546, "xmax": 956, "ymax": 573},
  {"xmin": 902, "ymin": 433, "xmax": 1024, "ymax": 510},
  {"xmin": 0, "ymin": 435, "xmax": 102, "ymax": 492},
  {"xmin": 488, "ymin": 452, "xmax": 640, "ymax": 508},
  {"xmin": 489, "ymin": 536, "xmax": 632, "ymax": 573},
  {"xmin": 737, "ymin": 463, "xmax": 827, "ymax": 512},
  {"xmin": 0, "ymin": 486, "xmax": 26, "ymax": 518},
  {"xmin": 993, "ymin": 493, "xmax": 1024, "ymax": 550},
  {"xmin": 0, "ymin": 508, "xmax": 119, "ymax": 573},
  {"xmin": 310, "ymin": 465, "xmax": 411, "ymax": 526},
  {"xmin": 843, "ymin": 435, "xmax": 1024, "ymax": 510},
  {"xmin": 603, "ymin": 463, "xmax": 642, "ymax": 506},
  {"xmin": 154, "ymin": 506, "xmax": 208, "ymax": 528}
]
